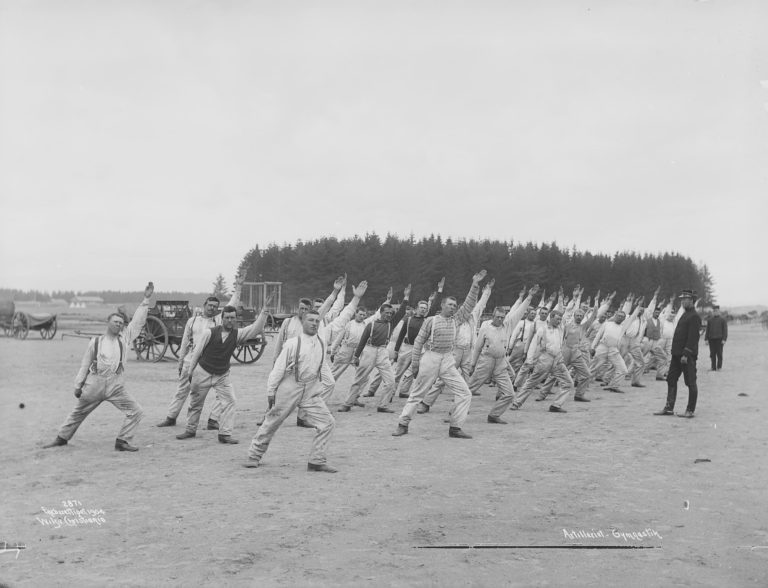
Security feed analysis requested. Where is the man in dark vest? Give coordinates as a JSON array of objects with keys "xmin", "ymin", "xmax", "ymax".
[
  {"xmin": 705, "ymin": 305, "xmax": 728, "ymax": 371},
  {"xmin": 654, "ymin": 289, "xmax": 702, "ymax": 418},
  {"xmin": 177, "ymin": 294, "xmax": 273, "ymax": 444}
]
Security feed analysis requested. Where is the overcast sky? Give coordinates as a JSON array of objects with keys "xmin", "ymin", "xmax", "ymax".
[{"xmin": 1, "ymin": 0, "xmax": 766, "ymax": 306}]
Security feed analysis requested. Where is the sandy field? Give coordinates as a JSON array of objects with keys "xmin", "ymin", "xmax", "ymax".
[{"xmin": 1, "ymin": 316, "xmax": 766, "ymax": 587}]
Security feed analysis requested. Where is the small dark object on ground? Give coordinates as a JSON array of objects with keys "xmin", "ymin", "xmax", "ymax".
[
  {"xmin": 737, "ymin": 393, "xmax": 748, "ymax": 397},
  {"xmin": 19, "ymin": 403, "xmax": 25, "ymax": 409},
  {"xmin": 694, "ymin": 458, "xmax": 711, "ymax": 463}
]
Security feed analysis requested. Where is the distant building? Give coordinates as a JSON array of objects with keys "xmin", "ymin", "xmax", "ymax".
[
  {"xmin": 50, "ymin": 298, "xmax": 68, "ymax": 306},
  {"xmin": 70, "ymin": 295, "xmax": 105, "ymax": 308}
]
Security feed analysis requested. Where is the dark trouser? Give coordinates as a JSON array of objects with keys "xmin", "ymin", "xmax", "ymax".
[
  {"xmin": 665, "ymin": 355, "xmax": 698, "ymax": 413},
  {"xmin": 708, "ymin": 339, "xmax": 723, "ymax": 370}
]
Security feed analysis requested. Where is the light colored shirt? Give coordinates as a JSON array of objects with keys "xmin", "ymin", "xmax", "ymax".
[
  {"xmin": 74, "ymin": 298, "xmax": 150, "ymax": 387},
  {"xmin": 268, "ymin": 333, "xmax": 325, "ymax": 394},
  {"xmin": 526, "ymin": 323, "xmax": 565, "ymax": 362}
]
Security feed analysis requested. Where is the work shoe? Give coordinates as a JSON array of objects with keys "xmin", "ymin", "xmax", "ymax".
[
  {"xmin": 115, "ymin": 438, "xmax": 139, "ymax": 452},
  {"xmin": 337, "ymin": 405, "xmax": 351, "ymax": 413},
  {"xmin": 678, "ymin": 411, "xmax": 695, "ymax": 419},
  {"xmin": 495, "ymin": 392, "xmax": 502, "ymax": 401},
  {"xmin": 398, "ymin": 393, "xmax": 410, "ymax": 399},
  {"xmin": 43, "ymin": 436, "xmax": 68, "ymax": 449},
  {"xmin": 377, "ymin": 407, "xmax": 394, "ymax": 413},
  {"xmin": 448, "ymin": 427, "xmax": 472, "ymax": 439},
  {"xmin": 243, "ymin": 459, "xmax": 261, "ymax": 469},
  {"xmin": 353, "ymin": 400, "xmax": 366, "ymax": 407},
  {"xmin": 471, "ymin": 391, "xmax": 481, "ymax": 397},
  {"xmin": 156, "ymin": 417, "xmax": 176, "ymax": 427},
  {"xmin": 574, "ymin": 397, "xmax": 591, "ymax": 402},
  {"xmin": 510, "ymin": 404, "xmax": 520, "ymax": 411},
  {"xmin": 534, "ymin": 396, "xmax": 546, "ymax": 401},
  {"xmin": 653, "ymin": 408, "xmax": 675, "ymax": 416},
  {"xmin": 176, "ymin": 430, "xmax": 196, "ymax": 440},
  {"xmin": 487, "ymin": 416, "xmax": 508, "ymax": 425},
  {"xmin": 548, "ymin": 406, "xmax": 567, "ymax": 413},
  {"xmin": 296, "ymin": 417, "xmax": 314, "ymax": 428},
  {"xmin": 416, "ymin": 402, "xmax": 430, "ymax": 414},
  {"xmin": 631, "ymin": 383, "xmax": 646, "ymax": 388},
  {"xmin": 308, "ymin": 463, "xmax": 338, "ymax": 473},
  {"xmin": 392, "ymin": 424, "xmax": 409, "ymax": 437},
  {"xmin": 218, "ymin": 435, "xmax": 239, "ymax": 444},
  {"xmin": 605, "ymin": 387, "xmax": 624, "ymax": 393},
  {"xmin": 206, "ymin": 419, "xmax": 219, "ymax": 430},
  {"xmin": 655, "ymin": 377, "xmax": 667, "ymax": 382},
  {"xmin": 363, "ymin": 391, "xmax": 375, "ymax": 397}
]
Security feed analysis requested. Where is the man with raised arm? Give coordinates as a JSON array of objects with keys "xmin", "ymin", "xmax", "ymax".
[
  {"xmin": 176, "ymin": 291, "xmax": 274, "ymax": 445},
  {"xmin": 244, "ymin": 310, "xmax": 338, "ymax": 473},
  {"xmin": 157, "ymin": 273, "xmax": 244, "ymax": 430},
  {"xmin": 338, "ymin": 285, "xmax": 411, "ymax": 413},
  {"xmin": 511, "ymin": 308, "xmax": 575, "ymax": 413},
  {"xmin": 43, "ymin": 282, "xmax": 155, "ymax": 452},
  {"xmin": 392, "ymin": 270, "xmax": 487, "ymax": 439},
  {"xmin": 622, "ymin": 288, "xmax": 659, "ymax": 388},
  {"xmin": 466, "ymin": 285, "xmax": 538, "ymax": 423},
  {"xmin": 589, "ymin": 296, "xmax": 638, "ymax": 393}
]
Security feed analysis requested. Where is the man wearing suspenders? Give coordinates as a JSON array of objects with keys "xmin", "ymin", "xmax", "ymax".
[
  {"xmin": 244, "ymin": 310, "xmax": 338, "ymax": 473},
  {"xmin": 393, "ymin": 270, "xmax": 486, "ymax": 439},
  {"xmin": 43, "ymin": 282, "xmax": 155, "ymax": 452}
]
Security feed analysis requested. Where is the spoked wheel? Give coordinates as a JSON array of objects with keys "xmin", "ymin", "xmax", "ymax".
[
  {"xmin": 232, "ymin": 337, "xmax": 267, "ymax": 364},
  {"xmin": 39, "ymin": 317, "xmax": 58, "ymax": 340},
  {"xmin": 133, "ymin": 315, "xmax": 168, "ymax": 362},
  {"xmin": 12, "ymin": 312, "xmax": 29, "ymax": 340}
]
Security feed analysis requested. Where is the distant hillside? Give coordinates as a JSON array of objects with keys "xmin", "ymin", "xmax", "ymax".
[{"xmin": 724, "ymin": 305, "xmax": 767, "ymax": 316}]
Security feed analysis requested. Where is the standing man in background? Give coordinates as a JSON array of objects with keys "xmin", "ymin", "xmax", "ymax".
[{"xmin": 705, "ymin": 305, "xmax": 728, "ymax": 371}]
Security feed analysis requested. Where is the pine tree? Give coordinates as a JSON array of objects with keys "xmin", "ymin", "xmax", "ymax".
[{"xmin": 212, "ymin": 274, "xmax": 229, "ymax": 299}]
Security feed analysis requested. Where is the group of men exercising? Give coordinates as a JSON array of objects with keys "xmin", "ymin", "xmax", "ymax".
[{"xmin": 42, "ymin": 271, "xmax": 711, "ymax": 474}]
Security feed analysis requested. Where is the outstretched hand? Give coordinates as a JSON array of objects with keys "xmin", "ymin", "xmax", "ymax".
[
  {"xmin": 437, "ymin": 277, "xmax": 445, "ymax": 292},
  {"xmin": 144, "ymin": 282, "xmax": 155, "ymax": 298},
  {"xmin": 472, "ymin": 269, "xmax": 488, "ymax": 284},
  {"xmin": 403, "ymin": 283, "xmax": 412, "ymax": 299},
  {"xmin": 352, "ymin": 281, "xmax": 368, "ymax": 298},
  {"xmin": 333, "ymin": 274, "xmax": 347, "ymax": 290}
]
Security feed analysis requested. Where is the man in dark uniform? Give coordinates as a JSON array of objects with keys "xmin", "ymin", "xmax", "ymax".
[
  {"xmin": 654, "ymin": 289, "xmax": 702, "ymax": 418},
  {"xmin": 705, "ymin": 305, "xmax": 728, "ymax": 371}
]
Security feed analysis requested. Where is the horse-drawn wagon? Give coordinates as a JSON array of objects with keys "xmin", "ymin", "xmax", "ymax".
[
  {"xmin": 132, "ymin": 300, "xmax": 271, "ymax": 364},
  {"xmin": 0, "ymin": 301, "xmax": 57, "ymax": 340}
]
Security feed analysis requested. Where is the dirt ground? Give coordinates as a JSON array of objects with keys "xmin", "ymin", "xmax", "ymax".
[{"xmin": 1, "ymin": 317, "xmax": 766, "ymax": 587}]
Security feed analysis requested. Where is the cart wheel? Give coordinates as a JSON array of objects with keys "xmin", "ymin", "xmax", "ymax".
[
  {"xmin": 39, "ymin": 317, "xmax": 58, "ymax": 340},
  {"xmin": 12, "ymin": 312, "xmax": 29, "ymax": 340},
  {"xmin": 133, "ymin": 315, "xmax": 168, "ymax": 362},
  {"xmin": 232, "ymin": 337, "xmax": 267, "ymax": 364},
  {"xmin": 168, "ymin": 339, "xmax": 181, "ymax": 358}
]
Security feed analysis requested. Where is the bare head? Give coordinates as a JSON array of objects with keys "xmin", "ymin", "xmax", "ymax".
[
  {"xmin": 538, "ymin": 307, "xmax": 550, "ymax": 321},
  {"xmin": 614, "ymin": 310, "xmax": 626, "ymax": 325},
  {"xmin": 440, "ymin": 296, "xmax": 458, "ymax": 317},
  {"xmin": 354, "ymin": 307, "xmax": 367, "ymax": 323},
  {"xmin": 203, "ymin": 296, "xmax": 220, "ymax": 318},
  {"xmin": 302, "ymin": 310, "xmax": 321, "ymax": 336},
  {"xmin": 491, "ymin": 307, "xmax": 506, "ymax": 327},
  {"xmin": 549, "ymin": 309, "xmax": 563, "ymax": 327},
  {"xmin": 415, "ymin": 301, "xmax": 429, "ymax": 318},
  {"xmin": 380, "ymin": 303, "xmax": 394, "ymax": 322},
  {"xmin": 297, "ymin": 298, "xmax": 312, "ymax": 319},
  {"xmin": 312, "ymin": 298, "xmax": 325, "ymax": 312},
  {"xmin": 221, "ymin": 305, "xmax": 238, "ymax": 331},
  {"xmin": 526, "ymin": 309, "xmax": 537, "ymax": 321},
  {"xmin": 574, "ymin": 309, "xmax": 585, "ymax": 324},
  {"xmin": 106, "ymin": 312, "xmax": 126, "ymax": 336}
]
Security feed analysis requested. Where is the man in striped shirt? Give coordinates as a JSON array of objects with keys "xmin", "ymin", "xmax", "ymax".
[{"xmin": 392, "ymin": 270, "xmax": 487, "ymax": 439}]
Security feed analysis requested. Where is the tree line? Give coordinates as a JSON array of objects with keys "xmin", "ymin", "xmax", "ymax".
[{"xmin": 238, "ymin": 233, "xmax": 716, "ymax": 312}]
